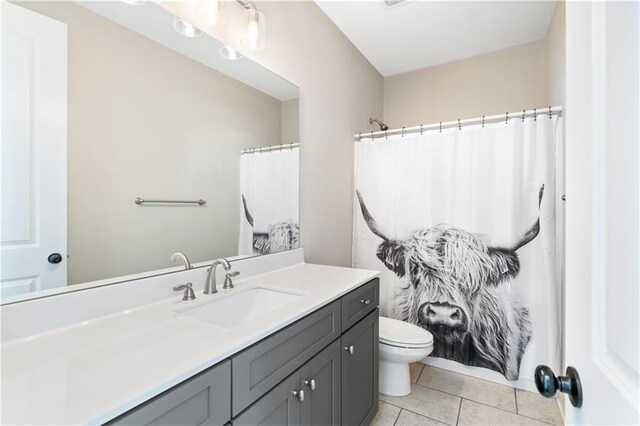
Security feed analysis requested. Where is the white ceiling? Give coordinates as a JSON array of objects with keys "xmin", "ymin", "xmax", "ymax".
[
  {"xmin": 315, "ymin": 0, "xmax": 557, "ymax": 77},
  {"xmin": 77, "ymin": 1, "xmax": 299, "ymax": 101}
]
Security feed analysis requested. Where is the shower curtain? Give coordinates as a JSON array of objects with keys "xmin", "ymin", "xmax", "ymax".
[
  {"xmin": 352, "ymin": 115, "xmax": 562, "ymax": 384},
  {"xmin": 239, "ymin": 147, "xmax": 299, "ymax": 256}
]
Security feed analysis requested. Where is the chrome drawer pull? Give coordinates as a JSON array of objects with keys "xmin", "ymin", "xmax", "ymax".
[
  {"xmin": 304, "ymin": 379, "xmax": 316, "ymax": 391},
  {"xmin": 292, "ymin": 389, "xmax": 305, "ymax": 402},
  {"xmin": 344, "ymin": 345, "xmax": 354, "ymax": 355},
  {"xmin": 360, "ymin": 299, "xmax": 371, "ymax": 305}
]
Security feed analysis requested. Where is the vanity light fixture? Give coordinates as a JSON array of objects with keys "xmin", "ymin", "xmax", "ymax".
[
  {"xmin": 197, "ymin": 0, "xmax": 226, "ymax": 26},
  {"xmin": 240, "ymin": 3, "xmax": 265, "ymax": 52},
  {"xmin": 173, "ymin": 16, "xmax": 203, "ymax": 38},
  {"xmin": 219, "ymin": 45, "xmax": 243, "ymax": 60}
]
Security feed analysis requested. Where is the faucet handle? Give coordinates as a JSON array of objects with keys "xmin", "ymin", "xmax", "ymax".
[
  {"xmin": 173, "ymin": 282, "xmax": 196, "ymax": 301},
  {"xmin": 223, "ymin": 271, "xmax": 240, "ymax": 289}
]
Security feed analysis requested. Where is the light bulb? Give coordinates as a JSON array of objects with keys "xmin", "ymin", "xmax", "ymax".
[
  {"xmin": 197, "ymin": 0, "xmax": 226, "ymax": 26},
  {"xmin": 247, "ymin": 21, "xmax": 259, "ymax": 50},
  {"xmin": 241, "ymin": 6, "xmax": 265, "ymax": 51}
]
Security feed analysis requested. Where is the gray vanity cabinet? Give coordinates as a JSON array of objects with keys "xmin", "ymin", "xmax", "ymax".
[
  {"xmin": 300, "ymin": 340, "xmax": 342, "ymax": 426},
  {"xmin": 233, "ymin": 340, "xmax": 342, "ymax": 426},
  {"xmin": 109, "ymin": 360, "xmax": 231, "ymax": 426},
  {"xmin": 341, "ymin": 309, "xmax": 379, "ymax": 426},
  {"xmin": 109, "ymin": 279, "xmax": 380, "ymax": 426},
  {"xmin": 231, "ymin": 300, "xmax": 341, "ymax": 416},
  {"xmin": 232, "ymin": 372, "xmax": 302, "ymax": 426}
]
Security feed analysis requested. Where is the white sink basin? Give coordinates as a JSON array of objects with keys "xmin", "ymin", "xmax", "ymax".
[{"xmin": 177, "ymin": 287, "xmax": 306, "ymax": 328}]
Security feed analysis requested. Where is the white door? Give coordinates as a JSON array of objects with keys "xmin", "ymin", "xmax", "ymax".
[
  {"xmin": 564, "ymin": 0, "xmax": 639, "ymax": 424},
  {"xmin": 1, "ymin": 1, "xmax": 67, "ymax": 297}
]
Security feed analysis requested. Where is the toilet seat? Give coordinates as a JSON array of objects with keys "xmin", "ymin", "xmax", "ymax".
[{"xmin": 379, "ymin": 317, "xmax": 433, "ymax": 349}]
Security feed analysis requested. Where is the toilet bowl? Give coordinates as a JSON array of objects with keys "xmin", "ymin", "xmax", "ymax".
[{"xmin": 379, "ymin": 316, "xmax": 434, "ymax": 396}]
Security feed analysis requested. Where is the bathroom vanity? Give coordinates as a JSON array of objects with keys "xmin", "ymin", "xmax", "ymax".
[
  {"xmin": 110, "ymin": 278, "xmax": 379, "ymax": 426},
  {"xmin": 1, "ymin": 251, "xmax": 381, "ymax": 425}
]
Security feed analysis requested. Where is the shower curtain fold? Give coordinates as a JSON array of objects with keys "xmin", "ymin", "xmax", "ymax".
[{"xmin": 352, "ymin": 115, "xmax": 562, "ymax": 385}]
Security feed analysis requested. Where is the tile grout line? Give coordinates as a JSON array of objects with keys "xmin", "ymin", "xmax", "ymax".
[
  {"xmin": 455, "ymin": 398, "xmax": 463, "ymax": 426},
  {"xmin": 381, "ymin": 397, "xmax": 555, "ymax": 426},
  {"xmin": 384, "ymin": 381, "xmax": 556, "ymax": 426},
  {"xmin": 380, "ymin": 401, "xmax": 453, "ymax": 425},
  {"xmin": 457, "ymin": 398, "xmax": 557, "ymax": 426},
  {"xmin": 413, "ymin": 363, "xmax": 425, "ymax": 383},
  {"xmin": 411, "ymin": 381, "xmax": 518, "ymax": 414},
  {"xmin": 392, "ymin": 407, "xmax": 401, "ymax": 426}
]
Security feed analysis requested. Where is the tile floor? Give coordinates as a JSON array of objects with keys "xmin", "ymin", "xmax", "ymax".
[{"xmin": 372, "ymin": 364, "xmax": 563, "ymax": 426}]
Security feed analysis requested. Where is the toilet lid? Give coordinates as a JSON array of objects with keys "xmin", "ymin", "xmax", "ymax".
[{"xmin": 379, "ymin": 316, "xmax": 433, "ymax": 348}]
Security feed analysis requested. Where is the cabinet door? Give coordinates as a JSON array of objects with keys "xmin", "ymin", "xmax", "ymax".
[
  {"xmin": 233, "ymin": 372, "xmax": 302, "ymax": 426},
  {"xmin": 232, "ymin": 300, "xmax": 341, "ymax": 416},
  {"xmin": 341, "ymin": 309, "xmax": 379, "ymax": 426},
  {"xmin": 110, "ymin": 360, "xmax": 231, "ymax": 426},
  {"xmin": 300, "ymin": 339, "xmax": 341, "ymax": 426}
]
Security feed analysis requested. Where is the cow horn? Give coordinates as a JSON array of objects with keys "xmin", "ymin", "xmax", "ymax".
[
  {"xmin": 513, "ymin": 184, "xmax": 545, "ymax": 251},
  {"xmin": 242, "ymin": 194, "xmax": 254, "ymax": 227},
  {"xmin": 356, "ymin": 190, "xmax": 390, "ymax": 241}
]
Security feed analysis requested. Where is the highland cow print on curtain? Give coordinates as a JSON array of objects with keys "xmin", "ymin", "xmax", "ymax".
[
  {"xmin": 352, "ymin": 115, "xmax": 562, "ymax": 383},
  {"xmin": 239, "ymin": 147, "xmax": 299, "ymax": 256}
]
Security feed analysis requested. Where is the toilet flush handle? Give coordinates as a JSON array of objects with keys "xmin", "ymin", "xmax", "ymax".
[{"xmin": 344, "ymin": 345, "xmax": 354, "ymax": 355}]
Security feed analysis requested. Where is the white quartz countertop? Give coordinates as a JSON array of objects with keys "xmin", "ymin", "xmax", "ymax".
[{"xmin": 1, "ymin": 262, "xmax": 379, "ymax": 425}]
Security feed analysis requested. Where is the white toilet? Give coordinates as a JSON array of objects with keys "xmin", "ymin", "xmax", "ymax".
[{"xmin": 379, "ymin": 316, "xmax": 434, "ymax": 396}]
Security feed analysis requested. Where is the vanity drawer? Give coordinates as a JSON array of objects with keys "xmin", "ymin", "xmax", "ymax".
[
  {"xmin": 231, "ymin": 299, "xmax": 341, "ymax": 416},
  {"xmin": 341, "ymin": 278, "xmax": 379, "ymax": 332},
  {"xmin": 109, "ymin": 360, "xmax": 231, "ymax": 426}
]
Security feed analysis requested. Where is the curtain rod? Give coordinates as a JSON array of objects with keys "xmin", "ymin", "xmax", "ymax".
[
  {"xmin": 354, "ymin": 106, "xmax": 563, "ymax": 141},
  {"xmin": 241, "ymin": 143, "xmax": 299, "ymax": 154}
]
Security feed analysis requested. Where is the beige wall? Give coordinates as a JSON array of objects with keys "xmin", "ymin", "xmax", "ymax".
[
  {"xmin": 18, "ymin": 2, "xmax": 284, "ymax": 284},
  {"xmin": 383, "ymin": 41, "xmax": 548, "ymax": 128},
  {"xmin": 282, "ymin": 98, "xmax": 300, "ymax": 145},
  {"xmin": 547, "ymin": 1, "xmax": 566, "ymax": 105},
  {"xmin": 163, "ymin": 1, "xmax": 384, "ymax": 267}
]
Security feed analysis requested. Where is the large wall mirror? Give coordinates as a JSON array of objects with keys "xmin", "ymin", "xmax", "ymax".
[{"xmin": 1, "ymin": 1, "xmax": 300, "ymax": 300}]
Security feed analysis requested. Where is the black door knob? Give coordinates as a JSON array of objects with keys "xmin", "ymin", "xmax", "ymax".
[
  {"xmin": 535, "ymin": 365, "xmax": 583, "ymax": 408},
  {"xmin": 48, "ymin": 253, "xmax": 63, "ymax": 264}
]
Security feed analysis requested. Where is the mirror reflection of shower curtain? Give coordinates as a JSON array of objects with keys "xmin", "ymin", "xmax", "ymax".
[
  {"xmin": 239, "ymin": 148, "xmax": 299, "ymax": 256},
  {"xmin": 352, "ymin": 116, "xmax": 562, "ymax": 388}
]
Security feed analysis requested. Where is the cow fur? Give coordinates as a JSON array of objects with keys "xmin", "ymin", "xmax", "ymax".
[
  {"xmin": 357, "ymin": 186, "xmax": 544, "ymax": 380},
  {"xmin": 242, "ymin": 195, "xmax": 299, "ymax": 255},
  {"xmin": 253, "ymin": 220, "xmax": 300, "ymax": 255}
]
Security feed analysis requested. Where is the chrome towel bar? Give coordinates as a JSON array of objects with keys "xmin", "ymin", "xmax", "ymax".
[{"xmin": 135, "ymin": 197, "xmax": 206, "ymax": 206}]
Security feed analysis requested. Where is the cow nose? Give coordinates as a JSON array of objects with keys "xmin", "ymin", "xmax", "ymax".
[{"xmin": 422, "ymin": 303, "xmax": 467, "ymax": 329}]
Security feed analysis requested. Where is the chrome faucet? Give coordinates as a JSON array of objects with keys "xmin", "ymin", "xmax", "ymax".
[
  {"xmin": 204, "ymin": 258, "xmax": 231, "ymax": 294},
  {"xmin": 171, "ymin": 252, "xmax": 192, "ymax": 270}
]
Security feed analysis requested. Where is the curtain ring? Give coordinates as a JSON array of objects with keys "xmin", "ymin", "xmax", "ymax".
[
  {"xmin": 534, "ymin": 108, "xmax": 537, "ymax": 121},
  {"xmin": 522, "ymin": 110, "xmax": 526, "ymax": 122},
  {"xmin": 370, "ymin": 131, "xmax": 374, "ymax": 139},
  {"xmin": 420, "ymin": 124, "xmax": 423, "ymax": 135},
  {"xmin": 482, "ymin": 116, "xmax": 485, "ymax": 127},
  {"xmin": 505, "ymin": 112, "xmax": 509, "ymax": 124},
  {"xmin": 358, "ymin": 133, "xmax": 362, "ymax": 140},
  {"xmin": 290, "ymin": 143, "xmax": 294, "ymax": 150},
  {"xmin": 401, "ymin": 127, "xmax": 405, "ymax": 137},
  {"xmin": 458, "ymin": 119, "xmax": 462, "ymax": 131},
  {"xmin": 385, "ymin": 130, "xmax": 388, "ymax": 139},
  {"xmin": 439, "ymin": 122, "xmax": 442, "ymax": 133},
  {"xmin": 548, "ymin": 106, "xmax": 552, "ymax": 119}
]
